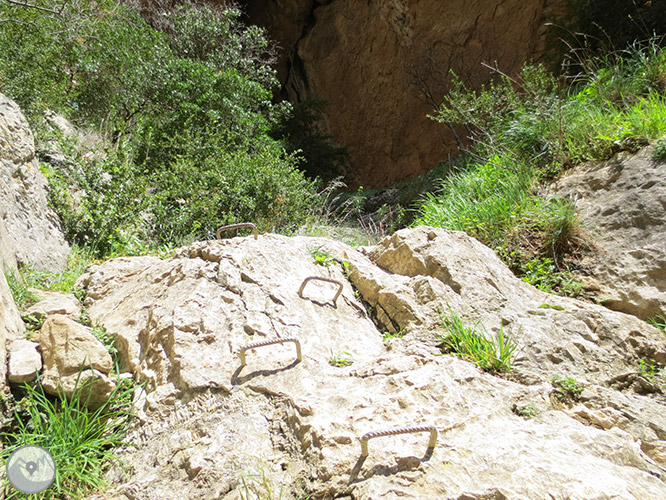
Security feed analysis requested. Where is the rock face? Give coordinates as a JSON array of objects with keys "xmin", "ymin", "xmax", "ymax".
[
  {"xmin": 0, "ymin": 92, "xmax": 69, "ymax": 273},
  {"xmin": 554, "ymin": 147, "xmax": 666, "ymax": 320},
  {"xmin": 244, "ymin": 0, "xmax": 566, "ymax": 187},
  {"xmin": 78, "ymin": 228, "xmax": 666, "ymax": 499},
  {"xmin": 0, "ymin": 271, "xmax": 24, "ymax": 383}
]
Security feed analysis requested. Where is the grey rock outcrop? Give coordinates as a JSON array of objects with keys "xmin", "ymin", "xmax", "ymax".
[
  {"xmin": 0, "ymin": 92, "xmax": 69, "ymax": 273},
  {"xmin": 0, "ymin": 270, "xmax": 24, "ymax": 383},
  {"xmin": 554, "ymin": 147, "xmax": 666, "ymax": 320},
  {"xmin": 78, "ymin": 228, "xmax": 666, "ymax": 499}
]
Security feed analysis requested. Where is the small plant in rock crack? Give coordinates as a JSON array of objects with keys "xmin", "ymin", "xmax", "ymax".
[
  {"xmin": 512, "ymin": 402, "xmax": 538, "ymax": 419},
  {"xmin": 647, "ymin": 314, "xmax": 666, "ymax": 335},
  {"xmin": 308, "ymin": 246, "xmax": 335, "ymax": 267},
  {"xmin": 652, "ymin": 137, "xmax": 666, "ymax": 161},
  {"xmin": 437, "ymin": 307, "xmax": 517, "ymax": 373},
  {"xmin": 639, "ymin": 359, "xmax": 666, "ymax": 387},
  {"xmin": 329, "ymin": 350, "xmax": 353, "ymax": 367},
  {"xmin": 383, "ymin": 330, "xmax": 405, "ymax": 345},
  {"xmin": 551, "ymin": 375, "xmax": 584, "ymax": 401},
  {"xmin": 91, "ymin": 325, "xmax": 119, "ymax": 370}
]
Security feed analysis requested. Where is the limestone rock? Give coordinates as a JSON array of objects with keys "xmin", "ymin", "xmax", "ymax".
[
  {"xmin": 0, "ymin": 92, "xmax": 69, "ymax": 273},
  {"xmin": 0, "ymin": 270, "xmax": 24, "ymax": 384},
  {"xmin": 554, "ymin": 147, "xmax": 666, "ymax": 320},
  {"xmin": 77, "ymin": 230, "xmax": 666, "ymax": 499},
  {"xmin": 7, "ymin": 339, "xmax": 42, "ymax": 384},
  {"xmin": 39, "ymin": 315, "xmax": 114, "ymax": 406},
  {"xmin": 22, "ymin": 290, "xmax": 82, "ymax": 323},
  {"xmin": 246, "ymin": 0, "xmax": 566, "ymax": 187}
]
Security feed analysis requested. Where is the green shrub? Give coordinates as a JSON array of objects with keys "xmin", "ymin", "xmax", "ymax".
[
  {"xmin": 417, "ymin": 43, "xmax": 666, "ymax": 298},
  {"xmin": 308, "ymin": 246, "xmax": 335, "ymax": 267},
  {"xmin": 639, "ymin": 359, "xmax": 666, "ymax": 387},
  {"xmin": 1, "ymin": 377, "xmax": 138, "ymax": 499},
  {"xmin": 1, "ymin": 0, "xmax": 319, "ymax": 257},
  {"xmin": 437, "ymin": 307, "xmax": 517, "ymax": 373},
  {"xmin": 271, "ymin": 98, "xmax": 350, "ymax": 181},
  {"xmin": 329, "ymin": 351, "xmax": 353, "ymax": 367}
]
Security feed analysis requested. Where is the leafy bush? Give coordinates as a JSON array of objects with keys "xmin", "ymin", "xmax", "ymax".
[
  {"xmin": 1, "ymin": 377, "xmax": 137, "ymax": 499},
  {"xmin": 271, "ymin": 98, "xmax": 350, "ymax": 182},
  {"xmin": 0, "ymin": 1, "xmax": 319, "ymax": 257},
  {"xmin": 437, "ymin": 307, "xmax": 517, "ymax": 373}
]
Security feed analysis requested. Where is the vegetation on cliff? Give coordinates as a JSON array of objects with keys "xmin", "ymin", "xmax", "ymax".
[
  {"xmin": 0, "ymin": 0, "xmax": 318, "ymax": 257},
  {"xmin": 415, "ymin": 39, "xmax": 666, "ymax": 296}
]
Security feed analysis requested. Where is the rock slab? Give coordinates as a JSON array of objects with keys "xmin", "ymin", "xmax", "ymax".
[
  {"xmin": 7, "ymin": 339, "xmax": 42, "ymax": 383},
  {"xmin": 554, "ymin": 147, "xmax": 666, "ymax": 320},
  {"xmin": 39, "ymin": 315, "xmax": 115, "ymax": 407},
  {"xmin": 0, "ymin": 92, "xmax": 69, "ymax": 273},
  {"xmin": 78, "ymin": 230, "xmax": 666, "ymax": 499}
]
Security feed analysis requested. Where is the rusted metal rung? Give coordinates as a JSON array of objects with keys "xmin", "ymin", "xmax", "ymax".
[
  {"xmin": 360, "ymin": 425, "xmax": 438, "ymax": 457},
  {"xmin": 239, "ymin": 337, "xmax": 302, "ymax": 366},
  {"xmin": 216, "ymin": 222, "xmax": 258, "ymax": 240},
  {"xmin": 298, "ymin": 276, "xmax": 343, "ymax": 305}
]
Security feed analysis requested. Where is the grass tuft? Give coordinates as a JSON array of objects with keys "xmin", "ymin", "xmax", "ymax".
[
  {"xmin": 437, "ymin": 307, "xmax": 517, "ymax": 373},
  {"xmin": 1, "ymin": 375, "xmax": 138, "ymax": 499}
]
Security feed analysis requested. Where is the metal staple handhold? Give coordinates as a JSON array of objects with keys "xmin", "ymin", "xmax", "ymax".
[
  {"xmin": 298, "ymin": 276, "xmax": 343, "ymax": 305},
  {"xmin": 360, "ymin": 425, "xmax": 438, "ymax": 457},
  {"xmin": 238, "ymin": 337, "xmax": 302, "ymax": 367},
  {"xmin": 216, "ymin": 222, "xmax": 258, "ymax": 240}
]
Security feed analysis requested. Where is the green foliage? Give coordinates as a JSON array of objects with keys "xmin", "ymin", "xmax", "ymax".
[
  {"xmin": 3, "ymin": 268, "xmax": 38, "ymax": 310},
  {"xmin": 0, "ymin": 376, "xmax": 138, "ymax": 499},
  {"xmin": 328, "ymin": 351, "xmax": 353, "ymax": 367},
  {"xmin": 437, "ymin": 307, "xmax": 517, "ymax": 373},
  {"xmin": 13, "ymin": 245, "xmax": 97, "ymax": 294},
  {"xmin": 415, "ymin": 156, "xmax": 534, "ymax": 246},
  {"xmin": 308, "ymin": 246, "xmax": 335, "ymax": 267},
  {"xmin": 647, "ymin": 314, "xmax": 666, "ymax": 334},
  {"xmin": 1, "ymin": 0, "xmax": 318, "ymax": 258},
  {"xmin": 652, "ymin": 137, "xmax": 666, "ymax": 161},
  {"xmin": 91, "ymin": 325, "xmax": 119, "ymax": 368},
  {"xmin": 521, "ymin": 257, "xmax": 583, "ymax": 297},
  {"xmin": 639, "ymin": 359, "xmax": 666, "ymax": 388},
  {"xmin": 417, "ymin": 43, "xmax": 666, "ymax": 297},
  {"xmin": 512, "ymin": 402, "xmax": 538, "ymax": 419},
  {"xmin": 383, "ymin": 330, "xmax": 405, "ymax": 345},
  {"xmin": 271, "ymin": 98, "xmax": 350, "ymax": 181},
  {"xmin": 551, "ymin": 375, "xmax": 584, "ymax": 401}
]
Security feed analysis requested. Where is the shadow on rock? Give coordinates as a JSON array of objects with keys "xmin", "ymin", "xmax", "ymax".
[{"xmin": 230, "ymin": 359, "xmax": 301, "ymax": 385}]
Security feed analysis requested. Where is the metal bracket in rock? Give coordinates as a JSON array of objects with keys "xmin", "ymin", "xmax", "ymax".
[
  {"xmin": 298, "ymin": 276, "xmax": 344, "ymax": 306},
  {"xmin": 215, "ymin": 222, "xmax": 258, "ymax": 240}
]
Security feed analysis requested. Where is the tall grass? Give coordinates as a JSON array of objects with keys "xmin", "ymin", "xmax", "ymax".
[
  {"xmin": 1, "ymin": 376, "xmax": 138, "ymax": 499},
  {"xmin": 437, "ymin": 307, "xmax": 517, "ymax": 373},
  {"xmin": 415, "ymin": 40, "xmax": 666, "ymax": 295}
]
